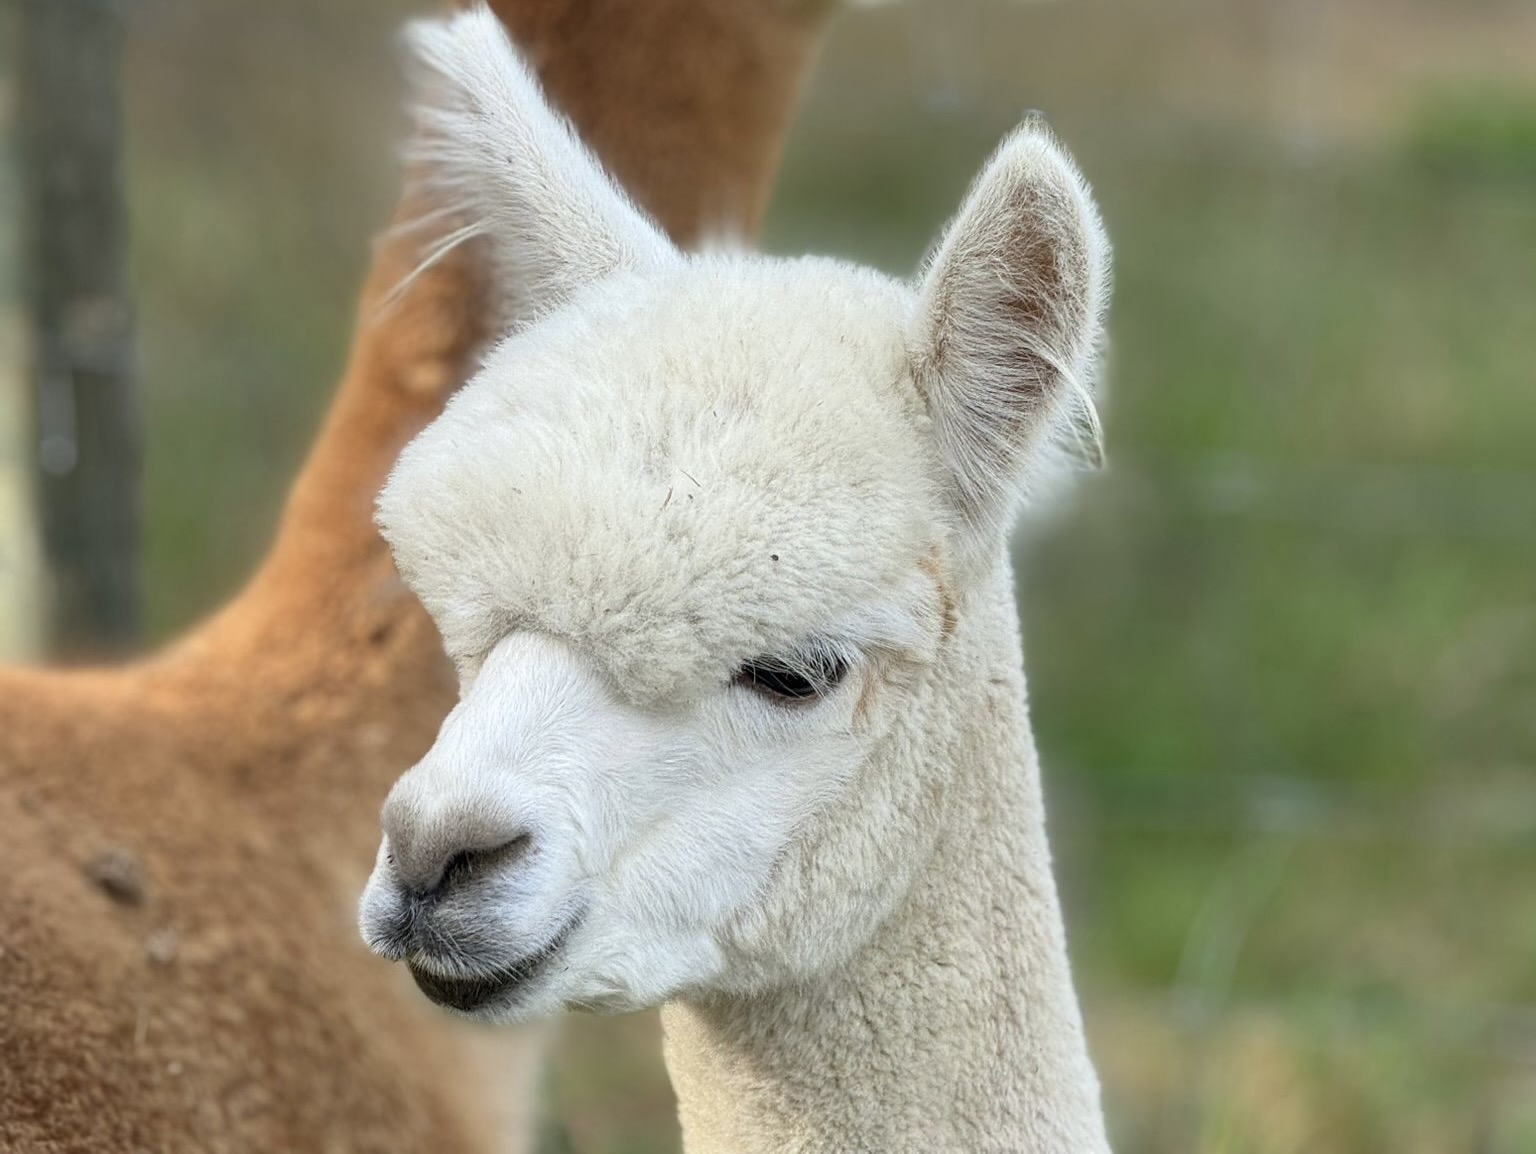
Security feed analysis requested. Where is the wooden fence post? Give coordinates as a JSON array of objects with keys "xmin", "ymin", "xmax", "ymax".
[{"xmin": 16, "ymin": 0, "xmax": 140, "ymax": 656}]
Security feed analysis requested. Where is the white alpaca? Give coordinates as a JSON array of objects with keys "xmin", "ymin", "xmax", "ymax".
[{"xmin": 361, "ymin": 8, "xmax": 1112, "ymax": 1151}]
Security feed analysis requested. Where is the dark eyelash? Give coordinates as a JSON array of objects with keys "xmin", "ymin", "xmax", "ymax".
[{"xmin": 734, "ymin": 650, "xmax": 849, "ymax": 702}]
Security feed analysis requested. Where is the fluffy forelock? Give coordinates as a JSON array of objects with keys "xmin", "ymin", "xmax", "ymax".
[{"xmin": 378, "ymin": 255, "xmax": 944, "ymax": 704}]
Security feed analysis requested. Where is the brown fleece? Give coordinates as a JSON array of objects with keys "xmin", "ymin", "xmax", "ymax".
[{"xmin": 0, "ymin": 1, "xmax": 826, "ymax": 1149}]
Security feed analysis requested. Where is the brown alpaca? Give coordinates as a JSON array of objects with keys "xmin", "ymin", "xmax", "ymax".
[{"xmin": 0, "ymin": 2, "xmax": 827, "ymax": 1149}]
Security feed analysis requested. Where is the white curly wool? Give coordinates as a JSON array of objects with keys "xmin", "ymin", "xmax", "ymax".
[{"xmin": 362, "ymin": 7, "xmax": 1113, "ymax": 1151}]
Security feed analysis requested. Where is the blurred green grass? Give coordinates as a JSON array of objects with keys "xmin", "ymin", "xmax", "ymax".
[
  {"xmin": 110, "ymin": 0, "xmax": 1536, "ymax": 1150},
  {"xmin": 1032, "ymin": 149, "xmax": 1536, "ymax": 1150},
  {"xmin": 772, "ymin": 106, "xmax": 1536, "ymax": 1154},
  {"xmin": 770, "ymin": 114, "xmax": 1536, "ymax": 1154}
]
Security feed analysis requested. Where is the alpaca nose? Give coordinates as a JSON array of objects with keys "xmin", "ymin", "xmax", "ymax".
[{"xmin": 380, "ymin": 786, "xmax": 528, "ymax": 897}]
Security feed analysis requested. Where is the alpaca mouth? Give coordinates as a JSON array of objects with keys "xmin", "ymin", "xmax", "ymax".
[{"xmin": 407, "ymin": 912, "xmax": 581, "ymax": 1014}]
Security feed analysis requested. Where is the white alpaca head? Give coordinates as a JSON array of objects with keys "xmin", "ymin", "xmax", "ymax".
[{"xmin": 360, "ymin": 6, "xmax": 1109, "ymax": 1021}]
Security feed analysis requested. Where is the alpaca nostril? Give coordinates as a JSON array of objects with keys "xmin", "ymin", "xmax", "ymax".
[
  {"xmin": 433, "ymin": 835, "xmax": 530, "ymax": 896},
  {"xmin": 380, "ymin": 780, "xmax": 532, "ymax": 895}
]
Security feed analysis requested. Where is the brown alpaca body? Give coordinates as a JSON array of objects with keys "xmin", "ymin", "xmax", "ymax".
[{"xmin": 0, "ymin": 2, "xmax": 825, "ymax": 1149}]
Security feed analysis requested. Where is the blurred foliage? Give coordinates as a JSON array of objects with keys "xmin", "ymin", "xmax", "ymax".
[
  {"xmin": 1404, "ymin": 87, "xmax": 1536, "ymax": 179},
  {"xmin": 773, "ymin": 81, "xmax": 1536, "ymax": 1154},
  {"xmin": 91, "ymin": 0, "xmax": 1536, "ymax": 1150}
]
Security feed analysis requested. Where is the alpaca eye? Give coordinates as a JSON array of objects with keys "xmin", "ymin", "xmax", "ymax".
[{"xmin": 735, "ymin": 652, "xmax": 848, "ymax": 702}]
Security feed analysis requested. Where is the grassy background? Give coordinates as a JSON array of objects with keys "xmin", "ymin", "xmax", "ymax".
[{"xmin": 76, "ymin": 0, "xmax": 1536, "ymax": 1148}]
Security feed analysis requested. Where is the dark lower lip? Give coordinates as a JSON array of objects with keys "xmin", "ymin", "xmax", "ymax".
[{"xmin": 407, "ymin": 913, "xmax": 580, "ymax": 1014}]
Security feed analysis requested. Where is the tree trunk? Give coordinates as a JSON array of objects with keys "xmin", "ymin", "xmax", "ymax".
[
  {"xmin": 16, "ymin": 0, "xmax": 140, "ymax": 656},
  {"xmin": 0, "ymin": 0, "xmax": 44, "ymax": 661}
]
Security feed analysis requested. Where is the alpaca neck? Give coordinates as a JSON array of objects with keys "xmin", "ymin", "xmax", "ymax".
[{"xmin": 663, "ymin": 565, "xmax": 1109, "ymax": 1153}]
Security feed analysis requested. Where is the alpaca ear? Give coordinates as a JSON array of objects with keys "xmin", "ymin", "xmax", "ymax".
[
  {"xmin": 400, "ymin": 6, "xmax": 678, "ymax": 328},
  {"xmin": 912, "ymin": 122, "xmax": 1110, "ymax": 549}
]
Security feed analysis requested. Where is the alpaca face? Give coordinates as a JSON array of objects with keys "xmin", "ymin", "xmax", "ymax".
[
  {"xmin": 359, "ymin": 6, "xmax": 1108, "ymax": 1022},
  {"xmin": 360, "ymin": 262, "xmax": 952, "ymax": 1019}
]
